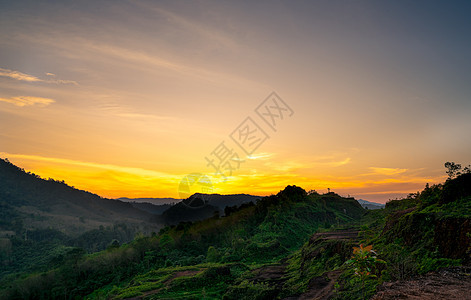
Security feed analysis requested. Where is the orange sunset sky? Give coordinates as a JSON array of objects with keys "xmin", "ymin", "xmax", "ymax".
[{"xmin": 1, "ymin": 1, "xmax": 470, "ymax": 203}]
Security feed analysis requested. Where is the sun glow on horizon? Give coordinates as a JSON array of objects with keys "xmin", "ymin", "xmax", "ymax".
[
  {"xmin": 1, "ymin": 152, "xmax": 446, "ymax": 204},
  {"xmin": 1, "ymin": 1, "xmax": 469, "ymax": 204}
]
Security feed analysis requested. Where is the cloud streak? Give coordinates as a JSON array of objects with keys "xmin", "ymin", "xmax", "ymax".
[
  {"xmin": 49, "ymin": 79, "xmax": 78, "ymax": 85},
  {"xmin": 0, "ymin": 67, "xmax": 78, "ymax": 85},
  {"xmin": 247, "ymin": 152, "xmax": 274, "ymax": 160},
  {"xmin": 139, "ymin": 4, "xmax": 238, "ymax": 49},
  {"xmin": 370, "ymin": 167, "xmax": 408, "ymax": 176},
  {"xmin": 0, "ymin": 68, "xmax": 42, "ymax": 82},
  {"xmin": 81, "ymin": 42, "xmax": 225, "ymax": 83},
  {"xmin": 326, "ymin": 157, "xmax": 351, "ymax": 167},
  {"xmin": 0, "ymin": 96, "xmax": 55, "ymax": 107}
]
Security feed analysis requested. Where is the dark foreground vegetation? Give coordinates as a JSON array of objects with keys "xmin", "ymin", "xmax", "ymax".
[
  {"xmin": 0, "ymin": 160, "xmax": 470, "ymax": 299},
  {"xmin": 0, "ymin": 158, "xmax": 163, "ymax": 283}
]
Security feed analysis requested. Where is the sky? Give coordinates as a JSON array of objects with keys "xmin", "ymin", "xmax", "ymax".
[{"xmin": 1, "ymin": 0, "xmax": 470, "ymax": 203}]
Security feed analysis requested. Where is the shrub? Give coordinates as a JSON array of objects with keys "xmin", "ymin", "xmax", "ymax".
[{"xmin": 346, "ymin": 244, "xmax": 385, "ymax": 300}]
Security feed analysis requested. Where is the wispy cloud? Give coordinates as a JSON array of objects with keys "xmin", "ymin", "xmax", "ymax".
[
  {"xmin": 134, "ymin": 3, "xmax": 238, "ymax": 49},
  {"xmin": 303, "ymin": 154, "xmax": 353, "ymax": 168},
  {"xmin": 49, "ymin": 79, "xmax": 78, "ymax": 85},
  {"xmin": 115, "ymin": 113, "xmax": 177, "ymax": 121},
  {"xmin": 247, "ymin": 152, "xmax": 274, "ymax": 160},
  {"xmin": 96, "ymin": 101, "xmax": 180, "ymax": 122},
  {"xmin": 0, "ymin": 67, "xmax": 78, "ymax": 85},
  {"xmin": 0, "ymin": 96, "xmax": 55, "ymax": 107},
  {"xmin": 14, "ymin": 32, "xmax": 259, "ymax": 88},
  {"xmin": 271, "ymin": 161, "xmax": 305, "ymax": 172},
  {"xmin": 326, "ymin": 157, "xmax": 351, "ymax": 167},
  {"xmin": 261, "ymin": 155, "xmax": 352, "ymax": 173},
  {"xmin": 82, "ymin": 43, "xmax": 220, "ymax": 82},
  {"xmin": 0, "ymin": 68, "xmax": 41, "ymax": 82},
  {"xmin": 369, "ymin": 167, "xmax": 408, "ymax": 176}
]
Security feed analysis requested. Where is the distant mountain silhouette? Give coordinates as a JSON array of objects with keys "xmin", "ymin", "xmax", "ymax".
[
  {"xmin": 356, "ymin": 199, "xmax": 385, "ymax": 209},
  {"xmin": 160, "ymin": 193, "xmax": 260, "ymax": 224},
  {"xmin": 117, "ymin": 197, "xmax": 180, "ymax": 205},
  {"xmin": 128, "ymin": 202, "xmax": 173, "ymax": 215},
  {"xmin": 0, "ymin": 158, "xmax": 161, "ymax": 236},
  {"xmin": 196, "ymin": 193, "xmax": 260, "ymax": 210},
  {"xmin": 161, "ymin": 195, "xmax": 219, "ymax": 225},
  {"xmin": 118, "ymin": 194, "xmax": 260, "ymax": 214}
]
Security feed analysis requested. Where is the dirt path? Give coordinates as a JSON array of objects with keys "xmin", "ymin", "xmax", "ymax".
[
  {"xmin": 296, "ymin": 269, "xmax": 342, "ymax": 300},
  {"xmin": 284, "ymin": 229, "xmax": 359, "ymax": 300},
  {"xmin": 372, "ymin": 267, "xmax": 471, "ymax": 300},
  {"xmin": 251, "ymin": 264, "xmax": 288, "ymax": 287},
  {"xmin": 309, "ymin": 230, "xmax": 360, "ymax": 243},
  {"xmin": 125, "ymin": 269, "xmax": 202, "ymax": 300}
]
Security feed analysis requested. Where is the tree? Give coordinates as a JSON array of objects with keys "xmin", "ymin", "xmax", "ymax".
[
  {"xmin": 445, "ymin": 162, "xmax": 462, "ymax": 180},
  {"xmin": 107, "ymin": 239, "xmax": 120, "ymax": 250},
  {"xmin": 445, "ymin": 162, "xmax": 471, "ymax": 180}
]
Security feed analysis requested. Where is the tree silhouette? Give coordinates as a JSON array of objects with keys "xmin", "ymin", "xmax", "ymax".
[
  {"xmin": 445, "ymin": 162, "xmax": 462, "ymax": 179},
  {"xmin": 445, "ymin": 162, "xmax": 471, "ymax": 180}
]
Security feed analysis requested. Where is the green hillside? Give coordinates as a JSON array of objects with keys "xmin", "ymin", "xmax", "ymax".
[
  {"xmin": 0, "ymin": 184, "xmax": 365, "ymax": 299},
  {"xmin": 0, "ymin": 158, "xmax": 163, "ymax": 283},
  {"xmin": 0, "ymin": 158, "xmax": 161, "ymax": 235},
  {"xmin": 1, "ymin": 161, "xmax": 470, "ymax": 299}
]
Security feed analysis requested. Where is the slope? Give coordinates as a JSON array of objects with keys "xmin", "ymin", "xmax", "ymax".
[
  {"xmin": 0, "ymin": 185, "xmax": 365, "ymax": 299},
  {"xmin": 0, "ymin": 158, "xmax": 161, "ymax": 237}
]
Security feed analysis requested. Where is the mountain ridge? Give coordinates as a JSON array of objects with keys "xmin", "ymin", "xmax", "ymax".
[
  {"xmin": 0, "ymin": 158, "xmax": 161, "ymax": 236},
  {"xmin": 2, "ymin": 159, "xmax": 470, "ymax": 300},
  {"xmin": 357, "ymin": 199, "xmax": 385, "ymax": 209}
]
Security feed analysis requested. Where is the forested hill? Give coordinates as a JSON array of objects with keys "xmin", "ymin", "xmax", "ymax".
[
  {"xmin": 0, "ymin": 184, "xmax": 366, "ymax": 299},
  {"xmin": 161, "ymin": 193, "xmax": 261, "ymax": 225},
  {"xmin": 2, "ymin": 165, "xmax": 468, "ymax": 299},
  {"xmin": 0, "ymin": 158, "xmax": 161, "ymax": 236}
]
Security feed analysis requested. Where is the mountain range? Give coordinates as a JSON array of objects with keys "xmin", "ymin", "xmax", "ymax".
[
  {"xmin": 0, "ymin": 158, "xmax": 160, "ymax": 238},
  {"xmin": 356, "ymin": 199, "xmax": 385, "ymax": 209},
  {"xmin": 1, "ymin": 157, "xmax": 470, "ymax": 299}
]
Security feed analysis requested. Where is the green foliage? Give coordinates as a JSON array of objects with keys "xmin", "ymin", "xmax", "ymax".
[
  {"xmin": 224, "ymin": 280, "xmax": 277, "ymax": 300},
  {"xmin": 0, "ymin": 158, "xmax": 162, "ymax": 285},
  {"xmin": 283, "ymin": 237, "xmax": 353, "ymax": 295},
  {"xmin": 440, "ymin": 173, "xmax": 471, "ymax": 205},
  {"xmin": 344, "ymin": 244, "xmax": 385, "ymax": 299},
  {"xmin": 380, "ymin": 244, "xmax": 416, "ymax": 281},
  {"xmin": 104, "ymin": 264, "xmax": 247, "ymax": 299},
  {"xmin": 206, "ymin": 246, "xmax": 221, "ymax": 263},
  {"xmin": 1, "ymin": 185, "xmax": 365, "ymax": 299},
  {"xmin": 346, "ymin": 244, "xmax": 385, "ymax": 279},
  {"xmin": 333, "ymin": 270, "xmax": 379, "ymax": 300},
  {"xmin": 3, "ymin": 162, "xmax": 471, "ymax": 299},
  {"xmin": 385, "ymin": 196, "xmax": 419, "ymax": 211}
]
